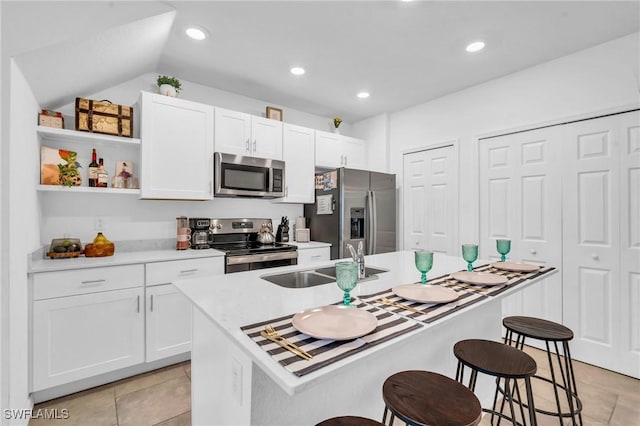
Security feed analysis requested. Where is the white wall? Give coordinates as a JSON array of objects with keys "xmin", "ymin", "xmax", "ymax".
[
  {"xmin": 352, "ymin": 113, "xmax": 389, "ymax": 173},
  {"xmin": 6, "ymin": 59, "xmax": 41, "ymax": 423},
  {"xmin": 38, "ymin": 73, "xmax": 348, "ymax": 245},
  {"xmin": 388, "ymin": 32, "xmax": 640, "ymax": 249},
  {"xmin": 0, "ymin": 2, "xmax": 8, "ymax": 420}
]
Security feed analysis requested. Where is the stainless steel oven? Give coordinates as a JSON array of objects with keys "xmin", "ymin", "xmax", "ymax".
[
  {"xmin": 214, "ymin": 153, "xmax": 284, "ymax": 198},
  {"xmin": 209, "ymin": 218, "xmax": 297, "ymax": 273}
]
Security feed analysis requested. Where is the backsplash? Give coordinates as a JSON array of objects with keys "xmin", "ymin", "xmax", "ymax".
[{"xmin": 39, "ymin": 191, "xmax": 304, "ymax": 245}]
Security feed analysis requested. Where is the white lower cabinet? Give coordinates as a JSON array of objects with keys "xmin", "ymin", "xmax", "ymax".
[
  {"xmin": 32, "ymin": 286, "xmax": 145, "ymax": 391},
  {"xmin": 144, "ymin": 257, "xmax": 224, "ymax": 362},
  {"xmin": 297, "ymin": 247, "xmax": 330, "ymax": 264},
  {"xmin": 31, "ymin": 256, "xmax": 225, "ymax": 392},
  {"xmin": 145, "ymin": 284, "xmax": 192, "ymax": 362}
]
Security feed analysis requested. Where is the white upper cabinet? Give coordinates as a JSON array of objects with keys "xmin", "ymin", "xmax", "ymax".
[
  {"xmin": 214, "ymin": 108, "xmax": 251, "ymax": 156},
  {"xmin": 214, "ymin": 107, "xmax": 283, "ymax": 160},
  {"xmin": 274, "ymin": 124, "xmax": 315, "ymax": 203},
  {"xmin": 139, "ymin": 92, "xmax": 214, "ymax": 200},
  {"xmin": 341, "ymin": 135, "xmax": 366, "ymax": 169},
  {"xmin": 315, "ymin": 130, "xmax": 365, "ymax": 169}
]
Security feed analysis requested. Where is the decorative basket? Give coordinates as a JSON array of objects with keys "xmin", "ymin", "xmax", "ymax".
[
  {"xmin": 84, "ymin": 242, "xmax": 115, "ymax": 257},
  {"xmin": 47, "ymin": 238, "xmax": 83, "ymax": 259}
]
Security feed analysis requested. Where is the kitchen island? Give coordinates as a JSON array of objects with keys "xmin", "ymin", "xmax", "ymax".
[{"xmin": 174, "ymin": 251, "xmax": 556, "ymax": 425}]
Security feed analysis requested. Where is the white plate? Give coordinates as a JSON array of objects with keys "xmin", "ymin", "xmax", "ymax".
[
  {"xmin": 490, "ymin": 261, "xmax": 540, "ymax": 273},
  {"xmin": 392, "ymin": 284, "xmax": 460, "ymax": 304},
  {"xmin": 450, "ymin": 271, "xmax": 509, "ymax": 286},
  {"xmin": 292, "ymin": 305, "xmax": 377, "ymax": 340}
]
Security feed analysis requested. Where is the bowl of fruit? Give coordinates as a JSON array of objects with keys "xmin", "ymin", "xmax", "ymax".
[{"xmin": 47, "ymin": 238, "xmax": 83, "ymax": 258}]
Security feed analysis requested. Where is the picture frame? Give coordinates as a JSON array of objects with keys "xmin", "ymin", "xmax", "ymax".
[{"xmin": 266, "ymin": 106, "xmax": 283, "ymax": 121}]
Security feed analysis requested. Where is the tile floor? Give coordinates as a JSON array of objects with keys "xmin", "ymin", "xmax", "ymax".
[{"xmin": 29, "ymin": 346, "xmax": 639, "ymax": 426}]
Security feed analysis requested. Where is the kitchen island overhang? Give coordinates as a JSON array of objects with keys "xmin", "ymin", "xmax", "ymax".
[{"xmin": 174, "ymin": 251, "xmax": 557, "ymax": 425}]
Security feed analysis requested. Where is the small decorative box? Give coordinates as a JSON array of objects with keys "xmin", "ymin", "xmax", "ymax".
[
  {"xmin": 75, "ymin": 97, "xmax": 133, "ymax": 138},
  {"xmin": 38, "ymin": 109, "xmax": 64, "ymax": 129}
]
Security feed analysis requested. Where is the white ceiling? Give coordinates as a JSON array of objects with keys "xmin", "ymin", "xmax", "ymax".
[{"xmin": 4, "ymin": 1, "xmax": 639, "ymax": 123}]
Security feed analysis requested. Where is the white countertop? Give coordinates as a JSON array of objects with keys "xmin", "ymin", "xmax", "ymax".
[
  {"xmin": 29, "ymin": 248, "xmax": 225, "ymax": 273},
  {"xmin": 27, "ymin": 240, "xmax": 329, "ymax": 273},
  {"xmin": 174, "ymin": 251, "xmax": 555, "ymax": 395},
  {"xmin": 286, "ymin": 241, "xmax": 331, "ymax": 249}
]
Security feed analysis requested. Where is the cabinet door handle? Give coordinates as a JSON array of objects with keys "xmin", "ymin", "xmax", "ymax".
[
  {"xmin": 530, "ymin": 249, "xmax": 537, "ymax": 255},
  {"xmin": 245, "ymin": 139, "xmax": 250, "ymax": 152},
  {"xmin": 253, "ymin": 139, "xmax": 257, "ymax": 152},
  {"xmin": 344, "ymin": 155, "xmax": 348, "ymax": 165},
  {"xmin": 311, "ymin": 255, "xmax": 322, "ymax": 259},
  {"xmin": 179, "ymin": 269, "xmax": 198, "ymax": 275},
  {"xmin": 592, "ymin": 253, "xmax": 599, "ymax": 260},
  {"xmin": 137, "ymin": 295, "xmax": 140, "ymax": 313},
  {"xmin": 80, "ymin": 279, "xmax": 106, "ymax": 285},
  {"xmin": 150, "ymin": 294, "xmax": 154, "ymax": 312}
]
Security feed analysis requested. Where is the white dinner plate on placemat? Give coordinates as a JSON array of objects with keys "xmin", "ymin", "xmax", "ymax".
[
  {"xmin": 392, "ymin": 284, "xmax": 460, "ymax": 304},
  {"xmin": 490, "ymin": 261, "xmax": 540, "ymax": 273},
  {"xmin": 450, "ymin": 271, "xmax": 509, "ymax": 286},
  {"xmin": 292, "ymin": 305, "xmax": 377, "ymax": 340}
]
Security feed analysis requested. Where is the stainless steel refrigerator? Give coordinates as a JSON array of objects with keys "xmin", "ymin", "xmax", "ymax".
[{"xmin": 304, "ymin": 168, "xmax": 396, "ymax": 260}]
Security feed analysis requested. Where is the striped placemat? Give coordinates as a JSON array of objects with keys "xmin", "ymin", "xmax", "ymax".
[
  {"xmin": 358, "ymin": 264, "xmax": 556, "ymax": 322},
  {"xmin": 241, "ymin": 301, "xmax": 422, "ymax": 377},
  {"xmin": 447, "ymin": 263, "xmax": 557, "ymax": 297},
  {"xmin": 359, "ymin": 282, "xmax": 486, "ymax": 324}
]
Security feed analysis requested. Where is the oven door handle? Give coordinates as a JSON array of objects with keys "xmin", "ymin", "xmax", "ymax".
[{"xmin": 226, "ymin": 251, "xmax": 298, "ymax": 265}]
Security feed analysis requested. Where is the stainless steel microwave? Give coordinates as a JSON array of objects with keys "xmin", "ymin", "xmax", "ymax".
[{"xmin": 214, "ymin": 152, "xmax": 285, "ymax": 198}]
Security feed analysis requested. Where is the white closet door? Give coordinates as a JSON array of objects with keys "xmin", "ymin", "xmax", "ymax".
[
  {"xmin": 563, "ymin": 111, "xmax": 639, "ymax": 378},
  {"xmin": 403, "ymin": 145, "xmax": 457, "ymax": 255},
  {"xmin": 619, "ymin": 112, "xmax": 640, "ymax": 378},
  {"xmin": 479, "ymin": 128, "xmax": 562, "ymax": 323}
]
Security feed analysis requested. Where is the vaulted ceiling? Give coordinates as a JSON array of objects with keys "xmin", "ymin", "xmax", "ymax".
[{"xmin": 3, "ymin": 1, "xmax": 639, "ymax": 123}]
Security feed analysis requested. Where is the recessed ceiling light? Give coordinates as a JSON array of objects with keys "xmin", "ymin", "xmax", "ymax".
[
  {"xmin": 186, "ymin": 27, "xmax": 207, "ymax": 41},
  {"xmin": 290, "ymin": 67, "xmax": 306, "ymax": 76},
  {"xmin": 466, "ymin": 41, "xmax": 485, "ymax": 53},
  {"xmin": 357, "ymin": 92, "xmax": 370, "ymax": 99}
]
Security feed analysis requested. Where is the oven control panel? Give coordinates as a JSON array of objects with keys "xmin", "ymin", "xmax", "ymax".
[{"xmin": 210, "ymin": 218, "xmax": 272, "ymax": 234}]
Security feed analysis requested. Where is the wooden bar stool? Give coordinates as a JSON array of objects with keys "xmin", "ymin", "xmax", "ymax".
[
  {"xmin": 503, "ymin": 316, "xmax": 583, "ymax": 426},
  {"xmin": 382, "ymin": 370, "xmax": 482, "ymax": 426},
  {"xmin": 454, "ymin": 339, "xmax": 538, "ymax": 426},
  {"xmin": 316, "ymin": 416, "xmax": 385, "ymax": 426}
]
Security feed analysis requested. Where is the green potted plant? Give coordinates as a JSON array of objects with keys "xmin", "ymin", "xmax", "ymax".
[{"xmin": 157, "ymin": 75, "xmax": 182, "ymax": 97}]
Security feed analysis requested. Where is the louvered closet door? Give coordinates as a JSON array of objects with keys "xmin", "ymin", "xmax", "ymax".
[
  {"xmin": 403, "ymin": 146, "xmax": 457, "ymax": 255},
  {"xmin": 563, "ymin": 111, "xmax": 639, "ymax": 378},
  {"xmin": 479, "ymin": 128, "xmax": 562, "ymax": 323}
]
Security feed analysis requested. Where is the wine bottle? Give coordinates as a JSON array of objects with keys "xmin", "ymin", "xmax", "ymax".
[
  {"xmin": 97, "ymin": 158, "xmax": 109, "ymax": 188},
  {"xmin": 88, "ymin": 148, "xmax": 99, "ymax": 187}
]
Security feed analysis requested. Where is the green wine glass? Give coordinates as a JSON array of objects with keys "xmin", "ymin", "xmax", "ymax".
[
  {"xmin": 496, "ymin": 239, "xmax": 511, "ymax": 262},
  {"xmin": 461, "ymin": 244, "xmax": 478, "ymax": 272},
  {"xmin": 415, "ymin": 250, "xmax": 434, "ymax": 284},
  {"xmin": 335, "ymin": 261, "xmax": 359, "ymax": 306}
]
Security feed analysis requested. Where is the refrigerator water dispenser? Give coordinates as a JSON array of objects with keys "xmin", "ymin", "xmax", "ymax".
[{"xmin": 350, "ymin": 207, "xmax": 365, "ymax": 239}]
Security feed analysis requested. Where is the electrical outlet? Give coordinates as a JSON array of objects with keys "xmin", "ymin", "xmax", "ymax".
[{"xmin": 94, "ymin": 217, "xmax": 104, "ymax": 230}]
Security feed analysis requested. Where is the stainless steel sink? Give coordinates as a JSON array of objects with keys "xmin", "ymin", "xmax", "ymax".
[
  {"xmin": 260, "ymin": 271, "xmax": 336, "ymax": 288},
  {"xmin": 313, "ymin": 265, "xmax": 389, "ymax": 279},
  {"xmin": 260, "ymin": 265, "xmax": 389, "ymax": 288}
]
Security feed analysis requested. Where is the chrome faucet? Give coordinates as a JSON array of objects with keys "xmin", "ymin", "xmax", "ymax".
[{"xmin": 346, "ymin": 242, "xmax": 365, "ymax": 279}]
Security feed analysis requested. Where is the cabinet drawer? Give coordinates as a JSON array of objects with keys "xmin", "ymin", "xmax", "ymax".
[
  {"xmin": 298, "ymin": 247, "xmax": 330, "ymax": 264},
  {"xmin": 146, "ymin": 257, "xmax": 224, "ymax": 286},
  {"xmin": 33, "ymin": 264, "xmax": 144, "ymax": 300}
]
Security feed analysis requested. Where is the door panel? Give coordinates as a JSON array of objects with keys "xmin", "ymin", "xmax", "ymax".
[
  {"xmin": 402, "ymin": 145, "xmax": 457, "ymax": 255},
  {"xmin": 563, "ymin": 112, "xmax": 640, "ymax": 378},
  {"xmin": 479, "ymin": 128, "xmax": 562, "ymax": 324}
]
